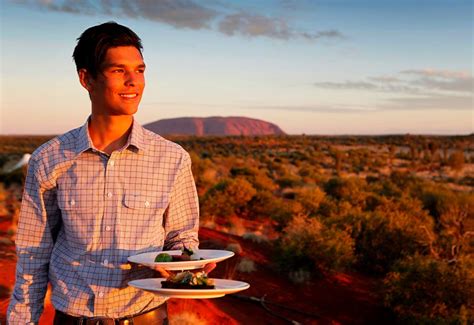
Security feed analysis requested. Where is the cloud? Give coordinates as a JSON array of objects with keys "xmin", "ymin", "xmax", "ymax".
[
  {"xmin": 15, "ymin": 0, "xmax": 346, "ymax": 41},
  {"xmin": 301, "ymin": 29, "xmax": 345, "ymax": 40},
  {"xmin": 369, "ymin": 76, "xmax": 401, "ymax": 83},
  {"xmin": 218, "ymin": 12, "xmax": 292, "ymax": 39},
  {"xmin": 218, "ymin": 12, "xmax": 344, "ymax": 40},
  {"xmin": 401, "ymin": 69, "xmax": 471, "ymax": 80},
  {"xmin": 314, "ymin": 80, "xmax": 424, "ymax": 94},
  {"xmin": 314, "ymin": 81, "xmax": 379, "ymax": 90},
  {"xmin": 383, "ymin": 95, "xmax": 472, "ymax": 111},
  {"xmin": 315, "ymin": 68, "xmax": 473, "ymax": 95},
  {"xmin": 313, "ymin": 68, "xmax": 473, "ymax": 111},
  {"xmin": 16, "ymin": 0, "xmax": 219, "ymax": 30},
  {"xmin": 401, "ymin": 69, "xmax": 473, "ymax": 93},
  {"xmin": 255, "ymin": 104, "xmax": 373, "ymax": 114},
  {"xmin": 255, "ymin": 96, "xmax": 472, "ymax": 113}
]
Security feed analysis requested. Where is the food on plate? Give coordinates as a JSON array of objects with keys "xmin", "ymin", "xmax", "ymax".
[
  {"xmin": 155, "ymin": 246, "xmax": 204, "ymax": 262},
  {"xmin": 154, "ymin": 253, "xmax": 173, "ymax": 262},
  {"xmin": 161, "ymin": 271, "xmax": 215, "ymax": 289}
]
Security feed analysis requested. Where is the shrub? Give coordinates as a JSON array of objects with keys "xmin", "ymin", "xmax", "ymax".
[
  {"xmin": 288, "ymin": 269, "xmax": 312, "ymax": 284},
  {"xmin": 225, "ymin": 242, "xmax": 243, "ymax": 255},
  {"xmin": 276, "ymin": 176, "xmax": 301, "ymax": 189},
  {"xmin": 242, "ymin": 232, "xmax": 269, "ymax": 244},
  {"xmin": 384, "ymin": 255, "xmax": 474, "ymax": 324},
  {"xmin": 201, "ymin": 177, "xmax": 256, "ymax": 219},
  {"xmin": 237, "ymin": 258, "xmax": 256, "ymax": 273},
  {"xmin": 276, "ymin": 215, "xmax": 355, "ymax": 275},
  {"xmin": 420, "ymin": 188, "xmax": 474, "ymax": 258},
  {"xmin": 354, "ymin": 197, "xmax": 434, "ymax": 274},
  {"xmin": 294, "ymin": 186, "xmax": 325, "ymax": 216},
  {"xmin": 246, "ymin": 190, "xmax": 276, "ymax": 219},
  {"xmin": 324, "ymin": 177, "xmax": 367, "ymax": 207},
  {"xmin": 448, "ymin": 151, "xmax": 465, "ymax": 171}
]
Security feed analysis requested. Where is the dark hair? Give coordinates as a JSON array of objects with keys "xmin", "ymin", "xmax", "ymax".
[{"xmin": 72, "ymin": 21, "xmax": 143, "ymax": 78}]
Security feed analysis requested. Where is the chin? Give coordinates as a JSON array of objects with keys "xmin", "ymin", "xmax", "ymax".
[{"xmin": 113, "ymin": 106, "xmax": 139, "ymax": 116}]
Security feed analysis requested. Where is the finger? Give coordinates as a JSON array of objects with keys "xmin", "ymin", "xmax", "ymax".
[
  {"xmin": 203, "ymin": 263, "xmax": 216, "ymax": 275},
  {"xmin": 154, "ymin": 266, "xmax": 171, "ymax": 278}
]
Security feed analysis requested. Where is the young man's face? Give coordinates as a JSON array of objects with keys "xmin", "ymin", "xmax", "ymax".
[{"xmin": 87, "ymin": 46, "xmax": 145, "ymax": 116}]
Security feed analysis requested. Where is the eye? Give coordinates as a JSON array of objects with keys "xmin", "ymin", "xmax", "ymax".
[
  {"xmin": 137, "ymin": 69, "xmax": 145, "ymax": 74},
  {"xmin": 112, "ymin": 69, "xmax": 124, "ymax": 73}
]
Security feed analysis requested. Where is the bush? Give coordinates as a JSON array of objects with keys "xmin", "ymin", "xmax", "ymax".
[
  {"xmin": 420, "ymin": 188, "xmax": 474, "ymax": 258},
  {"xmin": 384, "ymin": 255, "xmax": 474, "ymax": 324},
  {"xmin": 247, "ymin": 194, "xmax": 303, "ymax": 227},
  {"xmin": 324, "ymin": 177, "xmax": 368, "ymax": 207},
  {"xmin": 237, "ymin": 258, "xmax": 256, "ymax": 273},
  {"xmin": 242, "ymin": 232, "xmax": 269, "ymax": 244},
  {"xmin": 246, "ymin": 190, "xmax": 276, "ymax": 219},
  {"xmin": 448, "ymin": 151, "xmax": 465, "ymax": 171},
  {"xmin": 354, "ymin": 197, "xmax": 434, "ymax": 274},
  {"xmin": 276, "ymin": 215, "xmax": 355, "ymax": 276},
  {"xmin": 294, "ymin": 186, "xmax": 325, "ymax": 216},
  {"xmin": 201, "ymin": 177, "xmax": 256, "ymax": 219}
]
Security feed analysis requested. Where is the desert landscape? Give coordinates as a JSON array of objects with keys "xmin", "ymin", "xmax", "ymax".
[{"xmin": 0, "ymin": 133, "xmax": 473, "ymax": 324}]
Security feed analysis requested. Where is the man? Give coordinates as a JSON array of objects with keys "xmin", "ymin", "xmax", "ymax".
[{"xmin": 8, "ymin": 22, "xmax": 212, "ymax": 324}]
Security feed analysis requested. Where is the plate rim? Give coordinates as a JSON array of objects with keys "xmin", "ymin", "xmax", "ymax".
[
  {"xmin": 128, "ymin": 278, "xmax": 250, "ymax": 296},
  {"xmin": 127, "ymin": 249, "xmax": 235, "ymax": 270}
]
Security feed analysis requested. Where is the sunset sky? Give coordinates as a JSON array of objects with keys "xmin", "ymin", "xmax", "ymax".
[{"xmin": 0, "ymin": 0, "xmax": 472, "ymax": 135}]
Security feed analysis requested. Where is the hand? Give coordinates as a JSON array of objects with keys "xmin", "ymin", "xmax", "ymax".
[{"xmin": 153, "ymin": 262, "xmax": 217, "ymax": 278}]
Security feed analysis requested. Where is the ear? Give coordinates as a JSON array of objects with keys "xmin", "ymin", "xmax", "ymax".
[{"xmin": 78, "ymin": 69, "xmax": 93, "ymax": 91}]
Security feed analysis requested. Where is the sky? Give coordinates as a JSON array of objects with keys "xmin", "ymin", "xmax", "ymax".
[{"xmin": 0, "ymin": 0, "xmax": 472, "ymax": 135}]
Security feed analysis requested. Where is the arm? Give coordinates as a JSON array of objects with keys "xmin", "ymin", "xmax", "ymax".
[
  {"xmin": 7, "ymin": 157, "xmax": 61, "ymax": 324},
  {"xmin": 163, "ymin": 152, "xmax": 199, "ymax": 251}
]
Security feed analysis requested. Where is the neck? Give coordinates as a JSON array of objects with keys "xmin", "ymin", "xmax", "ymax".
[{"xmin": 88, "ymin": 114, "xmax": 133, "ymax": 155}]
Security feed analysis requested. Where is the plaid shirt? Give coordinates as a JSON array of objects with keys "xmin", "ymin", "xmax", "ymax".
[{"xmin": 8, "ymin": 118, "xmax": 200, "ymax": 324}]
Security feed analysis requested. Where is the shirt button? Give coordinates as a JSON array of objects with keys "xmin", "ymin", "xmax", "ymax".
[
  {"xmin": 105, "ymin": 226, "xmax": 111, "ymax": 231},
  {"xmin": 107, "ymin": 192, "xmax": 112, "ymax": 198},
  {"xmin": 70, "ymin": 199, "xmax": 75, "ymax": 206},
  {"xmin": 109, "ymin": 160, "xmax": 115, "ymax": 166},
  {"xmin": 104, "ymin": 259, "xmax": 109, "ymax": 265},
  {"xmin": 144, "ymin": 201, "xmax": 150, "ymax": 208},
  {"xmin": 98, "ymin": 292, "xmax": 104, "ymax": 298}
]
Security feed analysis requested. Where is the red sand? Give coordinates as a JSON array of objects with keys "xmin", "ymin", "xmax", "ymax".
[{"xmin": 0, "ymin": 220, "xmax": 392, "ymax": 324}]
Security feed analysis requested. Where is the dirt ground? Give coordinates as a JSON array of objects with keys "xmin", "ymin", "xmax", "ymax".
[{"xmin": 0, "ymin": 221, "xmax": 393, "ymax": 324}]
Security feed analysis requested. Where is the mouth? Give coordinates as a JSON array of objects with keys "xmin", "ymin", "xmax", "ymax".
[{"xmin": 119, "ymin": 93, "xmax": 139, "ymax": 99}]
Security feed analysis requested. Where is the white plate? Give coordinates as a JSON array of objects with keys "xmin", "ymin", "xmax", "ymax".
[
  {"xmin": 127, "ymin": 249, "xmax": 234, "ymax": 271},
  {"xmin": 128, "ymin": 278, "xmax": 250, "ymax": 299}
]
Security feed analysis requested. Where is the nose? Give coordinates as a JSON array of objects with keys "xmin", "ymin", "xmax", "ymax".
[{"xmin": 124, "ymin": 71, "xmax": 142, "ymax": 87}]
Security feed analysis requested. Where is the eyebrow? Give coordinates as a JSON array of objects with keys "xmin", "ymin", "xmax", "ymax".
[{"xmin": 104, "ymin": 63, "xmax": 146, "ymax": 69}]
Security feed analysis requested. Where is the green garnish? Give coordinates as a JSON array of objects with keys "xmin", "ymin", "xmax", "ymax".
[
  {"xmin": 182, "ymin": 246, "xmax": 194, "ymax": 256},
  {"xmin": 155, "ymin": 253, "xmax": 173, "ymax": 262}
]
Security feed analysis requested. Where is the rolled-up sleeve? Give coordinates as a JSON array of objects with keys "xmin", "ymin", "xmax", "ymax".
[
  {"xmin": 7, "ymin": 157, "xmax": 61, "ymax": 324},
  {"xmin": 163, "ymin": 152, "xmax": 199, "ymax": 251}
]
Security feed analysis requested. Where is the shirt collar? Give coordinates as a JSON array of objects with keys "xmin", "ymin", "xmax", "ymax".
[
  {"xmin": 75, "ymin": 116, "xmax": 147, "ymax": 156},
  {"xmin": 128, "ymin": 118, "xmax": 147, "ymax": 152}
]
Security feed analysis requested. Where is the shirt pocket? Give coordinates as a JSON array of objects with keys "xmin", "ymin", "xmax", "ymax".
[
  {"xmin": 58, "ymin": 192, "xmax": 95, "ymax": 211},
  {"xmin": 123, "ymin": 192, "xmax": 164, "ymax": 210},
  {"xmin": 120, "ymin": 191, "xmax": 168, "ymax": 249},
  {"xmin": 57, "ymin": 189, "xmax": 102, "ymax": 251}
]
